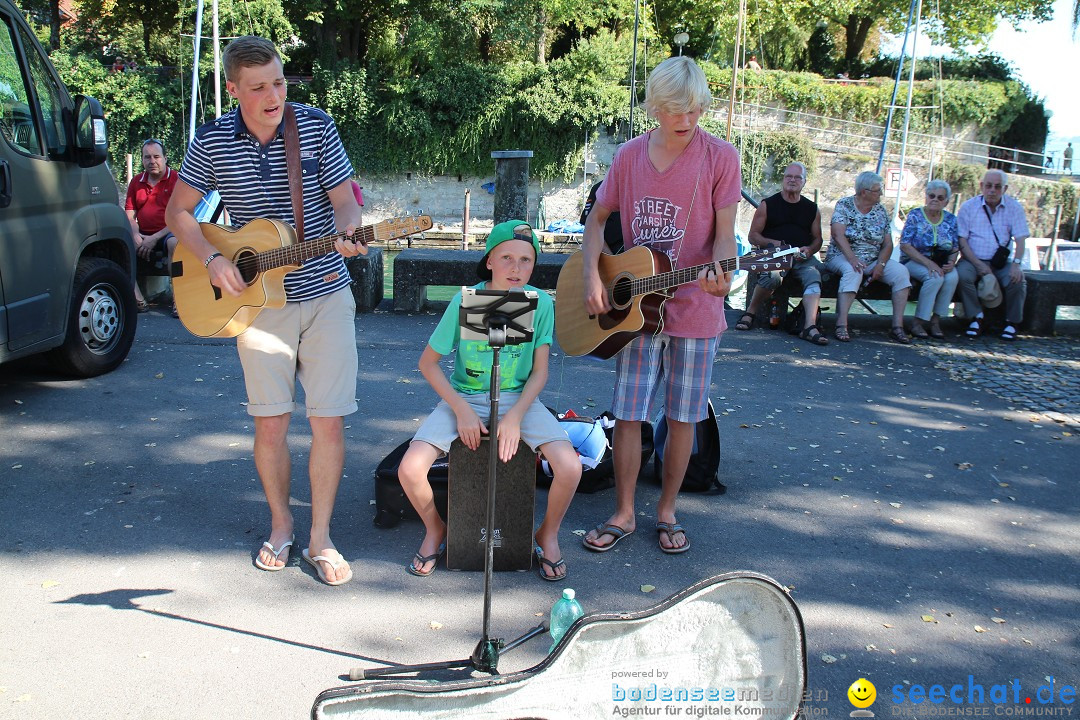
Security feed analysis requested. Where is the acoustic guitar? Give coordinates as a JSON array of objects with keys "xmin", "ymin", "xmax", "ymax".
[
  {"xmin": 173, "ymin": 215, "xmax": 432, "ymax": 338},
  {"xmin": 554, "ymin": 244, "xmax": 798, "ymax": 359}
]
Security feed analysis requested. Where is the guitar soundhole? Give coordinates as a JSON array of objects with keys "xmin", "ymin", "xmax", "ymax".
[
  {"xmin": 610, "ymin": 276, "xmax": 633, "ymax": 309},
  {"xmin": 236, "ymin": 249, "xmax": 258, "ymax": 285}
]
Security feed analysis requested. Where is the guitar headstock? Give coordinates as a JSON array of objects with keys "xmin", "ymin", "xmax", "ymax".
[
  {"xmin": 381, "ymin": 214, "xmax": 434, "ymax": 241},
  {"xmin": 737, "ymin": 246, "xmax": 800, "ymax": 273}
]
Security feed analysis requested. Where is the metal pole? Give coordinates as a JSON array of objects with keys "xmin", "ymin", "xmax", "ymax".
[
  {"xmin": 876, "ymin": 0, "xmax": 919, "ymax": 175},
  {"xmin": 628, "ymin": 0, "xmax": 640, "ymax": 140},
  {"xmin": 890, "ymin": 0, "xmax": 922, "ymax": 227},
  {"xmin": 1071, "ymin": 200, "xmax": 1079, "ymax": 242},
  {"xmin": 726, "ymin": 0, "xmax": 745, "ymax": 140},
  {"xmin": 187, "ymin": 0, "xmax": 205, "ymax": 145},
  {"xmin": 212, "ymin": 0, "xmax": 221, "ymax": 118},
  {"xmin": 1045, "ymin": 204, "xmax": 1062, "ymax": 270},
  {"xmin": 462, "ymin": 189, "xmax": 471, "ymax": 250}
]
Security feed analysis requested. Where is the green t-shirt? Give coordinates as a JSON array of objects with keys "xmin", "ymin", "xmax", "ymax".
[{"xmin": 428, "ymin": 283, "xmax": 554, "ymax": 395}]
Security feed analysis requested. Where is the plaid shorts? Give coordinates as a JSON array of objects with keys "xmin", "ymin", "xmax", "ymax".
[{"xmin": 612, "ymin": 333, "xmax": 718, "ymax": 424}]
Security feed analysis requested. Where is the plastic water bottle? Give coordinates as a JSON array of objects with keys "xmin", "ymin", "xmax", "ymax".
[
  {"xmin": 768, "ymin": 298, "xmax": 781, "ymax": 328},
  {"xmin": 549, "ymin": 588, "xmax": 584, "ymax": 651}
]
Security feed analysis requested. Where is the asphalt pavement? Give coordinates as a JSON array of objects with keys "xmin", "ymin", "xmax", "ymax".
[{"xmin": 2, "ymin": 303, "xmax": 1078, "ymax": 719}]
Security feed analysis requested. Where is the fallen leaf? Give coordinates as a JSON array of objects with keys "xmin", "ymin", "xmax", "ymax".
[
  {"xmin": 956, "ymin": 462, "xmax": 973, "ymax": 470},
  {"xmin": 429, "ymin": 621, "xmax": 443, "ymax": 630},
  {"xmin": 889, "ymin": 502, "xmax": 902, "ymax": 508},
  {"xmin": 154, "ymin": 372, "xmax": 164, "ymax": 379},
  {"xmin": 974, "ymin": 625, "xmax": 987, "ymax": 633},
  {"xmin": 41, "ymin": 580, "xmax": 60, "ymax": 589},
  {"xmin": 882, "ymin": 623, "xmax": 893, "ymax": 629},
  {"xmin": 921, "ymin": 615, "xmax": 937, "ymax": 623},
  {"xmin": 640, "ymin": 584, "xmax": 655, "ymax": 593},
  {"xmin": 821, "ymin": 654, "xmax": 837, "ymax": 664},
  {"xmin": 991, "ymin": 617, "xmax": 1006, "ymax": 624}
]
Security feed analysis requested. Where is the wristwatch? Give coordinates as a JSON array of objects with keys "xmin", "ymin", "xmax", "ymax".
[{"xmin": 1011, "ymin": 258, "xmax": 1022, "ymax": 264}]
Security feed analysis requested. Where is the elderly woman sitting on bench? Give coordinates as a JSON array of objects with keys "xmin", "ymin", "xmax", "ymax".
[{"xmin": 824, "ymin": 171, "xmax": 912, "ymax": 343}]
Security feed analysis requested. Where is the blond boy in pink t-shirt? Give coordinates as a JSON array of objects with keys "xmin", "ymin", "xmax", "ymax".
[{"xmin": 580, "ymin": 56, "xmax": 741, "ymax": 555}]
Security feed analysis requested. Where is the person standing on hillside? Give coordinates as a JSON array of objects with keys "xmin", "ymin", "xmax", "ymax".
[
  {"xmin": 580, "ymin": 56, "xmax": 741, "ymax": 555},
  {"xmin": 1064, "ymin": 143, "xmax": 1073, "ymax": 174},
  {"xmin": 165, "ymin": 35, "xmax": 365, "ymax": 586}
]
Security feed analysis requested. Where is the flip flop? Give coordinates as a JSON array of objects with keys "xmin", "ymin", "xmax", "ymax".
[
  {"xmin": 302, "ymin": 548, "xmax": 353, "ymax": 586},
  {"xmin": 254, "ymin": 534, "xmax": 293, "ymax": 571},
  {"xmin": 582, "ymin": 522, "xmax": 634, "ymax": 552},
  {"xmin": 534, "ymin": 547, "xmax": 567, "ymax": 582},
  {"xmin": 656, "ymin": 521, "xmax": 690, "ymax": 554},
  {"xmin": 407, "ymin": 542, "xmax": 446, "ymax": 577}
]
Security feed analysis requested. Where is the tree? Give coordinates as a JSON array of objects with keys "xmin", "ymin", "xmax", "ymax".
[{"xmin": 814, "ymin": 0, "xmax": 1056, "ymax": 73}]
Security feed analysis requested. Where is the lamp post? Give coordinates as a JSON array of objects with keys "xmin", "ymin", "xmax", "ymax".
[{"xmin": 674, "ymin": 31, "xmax": 689, "ymax": 56}]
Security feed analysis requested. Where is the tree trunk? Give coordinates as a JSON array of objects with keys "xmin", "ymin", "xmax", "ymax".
[
  {"xmin": 49, "ymin": 0, "xmax": 60, "ymax": 50},
  {"xmin": 843, "ymin": 14, "xmax": 874, "ymax": 73}
]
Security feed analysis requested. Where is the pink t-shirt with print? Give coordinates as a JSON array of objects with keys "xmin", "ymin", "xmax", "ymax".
[{"xmin": 596, "ymin": 128, "xmax": 741, "ymax": 337}]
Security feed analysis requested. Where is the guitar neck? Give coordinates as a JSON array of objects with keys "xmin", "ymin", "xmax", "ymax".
[
  {"xmin": 631, "ymin": 257, "xmax": 737, "ymax": 297},
  {"xmin": 258, "ymin": 224, "xmax": 378, "ymax": 271}
]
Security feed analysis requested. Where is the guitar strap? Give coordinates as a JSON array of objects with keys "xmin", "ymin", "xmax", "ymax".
[{"xmin": 284, "ymin": 103, "xmax": 305, "ymax": 243}]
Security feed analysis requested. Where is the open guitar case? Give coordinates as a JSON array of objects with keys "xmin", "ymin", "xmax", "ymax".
[{"xmin": 312, "ymin": 572, "xmax": 807, "ymax": 719}]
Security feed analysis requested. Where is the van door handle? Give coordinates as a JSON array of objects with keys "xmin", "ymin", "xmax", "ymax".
[{"xmin": 0, "ymin": 159, "xmax": 11, "ymax": 208}]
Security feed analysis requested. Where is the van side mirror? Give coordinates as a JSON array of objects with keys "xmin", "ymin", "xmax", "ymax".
[{"xmin": 73, "ymin": 95, "xmax": 108, "ymax": 168}]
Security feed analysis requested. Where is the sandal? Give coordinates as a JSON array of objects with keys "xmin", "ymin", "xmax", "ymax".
[
  {"xmin": 929, "ymin": 322, "xmax": 945, "ymax": 339},
  {"xmin": 889, "ymin": 326, "xmax": 911, "ymax": 344},
  {"xmin": 583, "ymin": 522, "xmax": 634, "ymax": 552},
  {"xmin": 136, "ymin": 300, "xmax": 150, "ymax": 314},
  {"xmin": 656, "ymin": 521, "xmax": 690, "ymax": 554},
  {"xmin": 909, "ymin": 323, "xmax": 929, "ymax": 339},
  {"xmin": 171, "ymin": 304, "xmax": 180, "ymax": 319},
  {"xmin": 965, "ymin": 317, "xmax": 983, "ymax": 338},
  {"xmin": 534, "ymin": 546, "xmax": 567, "ymax": 582},
  {"xmin": 1001, "ymin": 324, "xmax": 1017, "ymax": 342},
  {"xmin": 798, "ymin": 324, "xmax": 829, "ymax": 345},
  {"xmin": 407, "ymin": 542, "xmax": 446, "ymax": 577},
  {"xmin": 734, "ymin": 312, "xmax": 755, "ymax": 331},
  {"xmin": 833, "ymin": 325, "xmax": 851, "ymax": 342}
]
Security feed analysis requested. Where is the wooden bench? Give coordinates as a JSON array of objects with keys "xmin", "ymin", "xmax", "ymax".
[
  {"xmin": 1022, "ymin": 270, "xmax": 1080, "ymax": 334},
  {"xmin": 393, "ymin": 248, "xmax": 567, "ymax": 312}
]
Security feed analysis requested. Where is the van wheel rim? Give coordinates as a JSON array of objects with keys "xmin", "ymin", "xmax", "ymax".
[{"xmin": 78, "ymin": 284, "xmax": 121, "ymax": 353}]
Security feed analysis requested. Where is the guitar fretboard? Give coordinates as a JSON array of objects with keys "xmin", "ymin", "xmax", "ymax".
[
  {"xmin": 257, "ymin": 225, "xmax": 380, "ymax": 272},
  {"xmin": 631, "ymin": 257, "xmax": 738, "ymax": 297}
]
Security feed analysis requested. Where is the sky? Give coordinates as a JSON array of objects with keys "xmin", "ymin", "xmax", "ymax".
[{"xmin": 883, "ymin": 0, "xmax": 1079, "ymax": 152}]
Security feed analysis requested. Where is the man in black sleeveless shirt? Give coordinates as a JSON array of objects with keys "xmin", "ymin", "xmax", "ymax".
[{"xmin": 736, "ymin": 162, "xmax": 829, "ymax": 345}]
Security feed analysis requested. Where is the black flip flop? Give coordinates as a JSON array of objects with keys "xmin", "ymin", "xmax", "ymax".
[
  {"xmin": 582, "ymin": 522, "xmax": 634, "ymax": 552},
  {"xmin": 534, "ymin": 547, "xmax": 567, "ymax": 582},
  {"xmin": 407, "ymin": 542, "xmax": 445, "ymax": 577}
]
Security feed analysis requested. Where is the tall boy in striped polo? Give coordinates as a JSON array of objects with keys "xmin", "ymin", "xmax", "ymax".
[{"xmin": 166, "ymin": 36, "xmax": 365, "ymax": 586}]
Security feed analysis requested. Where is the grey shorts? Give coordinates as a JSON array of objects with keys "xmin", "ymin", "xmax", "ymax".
[{"xmin": 413, "ymin": 392, "xmax": 568, "ymax": 454}]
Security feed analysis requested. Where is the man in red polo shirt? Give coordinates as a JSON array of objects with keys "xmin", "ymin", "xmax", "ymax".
[{"xmin": 126, "ymin": 138, "xmax": 179, "ymax": 313}]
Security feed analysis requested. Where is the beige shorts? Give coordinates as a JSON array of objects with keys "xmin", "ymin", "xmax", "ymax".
[{"xmin": 236, "ymin": 288, "xmax": 358, "ymax": 418}]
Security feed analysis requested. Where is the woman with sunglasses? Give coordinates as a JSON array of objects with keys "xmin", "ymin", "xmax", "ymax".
[{"xmin": 898, "ymin": 179, "xmax": 959, "ymax": 339}]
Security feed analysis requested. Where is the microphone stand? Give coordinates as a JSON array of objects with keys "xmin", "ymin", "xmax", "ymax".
[{"xmin": 350, "ymin": 289, "xmax": 543, "ymax": 680}]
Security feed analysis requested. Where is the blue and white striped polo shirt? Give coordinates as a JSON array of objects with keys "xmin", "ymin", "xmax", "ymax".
[{"xmin": 179, "ymin": 102, "xmax": 355, "ymax": 301}]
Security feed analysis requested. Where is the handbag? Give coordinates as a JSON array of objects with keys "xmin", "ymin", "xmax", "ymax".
[
  {"xmin": 983, "ymin": 205, "xmax": 1009, "ymax": 269},
  {"xmin": 929, "ymin": 248, "xmax": 953, "ymax": 267}
]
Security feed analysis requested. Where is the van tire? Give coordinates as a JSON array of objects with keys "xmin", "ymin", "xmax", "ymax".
[{"xmin": 48, "ymin": 258, "xmax": 137, "ymax": 377}]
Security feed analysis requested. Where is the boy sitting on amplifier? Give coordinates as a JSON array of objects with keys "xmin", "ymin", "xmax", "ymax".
[{"xmin": 397, "ymin": 220, "xmax": 582, "ymax": 580}]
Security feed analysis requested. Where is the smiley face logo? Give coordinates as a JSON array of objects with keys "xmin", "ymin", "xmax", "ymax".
[{"xmin": 848, "ymin": 678, "xmax": 877, "ymax": 708}]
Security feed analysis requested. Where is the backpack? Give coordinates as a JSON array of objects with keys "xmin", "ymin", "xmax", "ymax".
[
  {"xmin": 651, "ymin": 400, "xmax": 725, "ymax": 494},
  {"xmin": 538, "ymin": 409, "xmax": 654, "ymax": 494}
]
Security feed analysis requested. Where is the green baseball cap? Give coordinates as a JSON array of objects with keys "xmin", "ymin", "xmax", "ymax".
[{"xmin": 476, "ymin": 220, "xmax": 542, "ymax": 280}]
